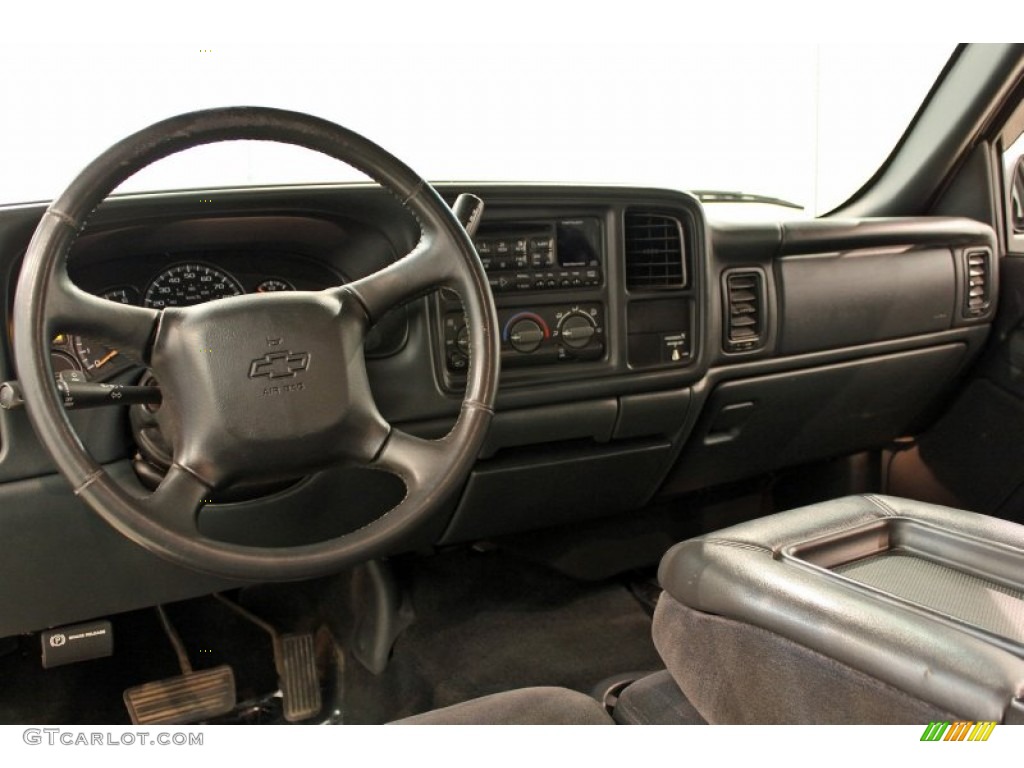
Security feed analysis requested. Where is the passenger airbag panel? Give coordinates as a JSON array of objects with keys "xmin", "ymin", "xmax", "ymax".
[{"xmin": 779, "ymin": 248, "xmax": 955, "ymax": 355}]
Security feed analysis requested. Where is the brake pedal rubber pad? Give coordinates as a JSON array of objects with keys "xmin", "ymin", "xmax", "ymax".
[
  {"xmin": 41, "ymin": 621, "xmax": 113, "ymax": 668},
  {"xmin": 124, "ymin": 665, "xmax": 236, "ymax": 725}
]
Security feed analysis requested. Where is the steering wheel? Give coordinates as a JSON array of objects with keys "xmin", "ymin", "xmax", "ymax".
[{"xmin": 12, "ymin": 107, "xmax": 499, "ymax": 581}]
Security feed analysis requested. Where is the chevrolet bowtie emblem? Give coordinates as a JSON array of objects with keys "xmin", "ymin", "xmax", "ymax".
[{"xmin": 249, "ymin": 351, "xmax": 311, "ymax": 379}]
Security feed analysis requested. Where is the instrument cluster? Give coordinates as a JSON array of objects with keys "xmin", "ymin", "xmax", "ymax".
[{"xmin": 59, "ymin": 250, "xmax": 344, "ymax": 381}]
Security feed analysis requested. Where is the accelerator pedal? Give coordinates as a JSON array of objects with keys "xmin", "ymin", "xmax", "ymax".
[
  {"xmin": 124, "ymin": 606, "xmax": 236, "ymax": 725},
  {"xmin": 213, "ymin": 595, "xmax": 322, "ymax": 722},
  {"xmin": 278, "ymin": 633, "xmax": 321, "ymax": 722}
]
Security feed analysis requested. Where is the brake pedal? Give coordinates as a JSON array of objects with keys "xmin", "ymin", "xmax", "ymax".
[
  {"xmin": 124, "ymin": 665, "xmax": 236, "ymax": 725},
  {"xmin": 213, "ymin": 595, "xmax": 322, "ymax": 722},
  {"xmin": 124, "ymin": 606, "xmax": 236, "ymax": 725}
]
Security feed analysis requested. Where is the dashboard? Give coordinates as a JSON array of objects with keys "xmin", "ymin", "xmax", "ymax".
[{"xmin": 0, "ymin": 181, "xmax": 1001, "ymax": 636}]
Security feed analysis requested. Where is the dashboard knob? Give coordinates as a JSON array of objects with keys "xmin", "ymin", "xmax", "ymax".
[
  {"xmin": 559, "ymin": 313, "xmax": 596, "ymax": 349},
  {"xmin": 508, "ymin": 318, "xmax": 545, "ymax": 353}
]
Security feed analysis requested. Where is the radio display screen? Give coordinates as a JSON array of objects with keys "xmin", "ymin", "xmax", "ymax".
[{"xmin": 556, "ymin": 219, "xmax": 601, "ymax": 268}]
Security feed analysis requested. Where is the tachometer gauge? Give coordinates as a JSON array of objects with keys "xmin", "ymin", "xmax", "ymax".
[{"xmin": 144, "ymin": 263, "xmax": 244, "ymax": 308}]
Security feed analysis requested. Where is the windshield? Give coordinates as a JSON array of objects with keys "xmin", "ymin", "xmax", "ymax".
[{"xmin": 0, "ymin": 41, "xmax": 952, "ymax": 218}]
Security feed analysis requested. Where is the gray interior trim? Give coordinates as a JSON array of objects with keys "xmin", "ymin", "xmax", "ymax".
[{"xmin": 836, "ymin": 552, "xmax": 1024, "ymax": 643}]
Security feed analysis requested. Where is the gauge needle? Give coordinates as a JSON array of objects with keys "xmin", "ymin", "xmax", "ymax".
[{"xmin": 93, "ymin": 350, "xmax": 119, "ymax": 368}]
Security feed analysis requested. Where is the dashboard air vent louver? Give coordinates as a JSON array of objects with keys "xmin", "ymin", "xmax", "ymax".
[
  {"xmin": 624, "ymin": 212, "xmax": 686, "ymax": 290},
  {"xmin": 964, "ymin": 249, "xmax": 992, "ymax": 318},
  {"xmin": 723, "ymin": 269, "xmax": 765, "ymax": 353}
]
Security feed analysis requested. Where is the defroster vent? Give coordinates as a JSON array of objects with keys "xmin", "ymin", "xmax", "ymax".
[
  {"xmin": 723, "ymin": 269, "xmax": 766, "ymax": 353},
  {"xmin": 624, "ymin": 212, "xmax": 686, "ymax": 289}
]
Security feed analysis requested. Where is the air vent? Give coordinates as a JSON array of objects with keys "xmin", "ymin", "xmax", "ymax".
[
  {"xmin": 624, "ymin": 212, "xmax": 686, "ymax": 290},
  {"xmin": 723, "ymin": 269, "xmax": 766, "ymax": 353},
  {"xmin": 964, "ymin": 249, "xmax": 992, "ymax": 318}
]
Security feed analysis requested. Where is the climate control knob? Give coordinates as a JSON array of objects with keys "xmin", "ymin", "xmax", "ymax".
[
  {"xmin": 558, "ymin": 312, "xmax": 597, "ymax": 349},
  {"xmin": 508, "ymin": 318, "xmax": 545, "ymax": 353}
]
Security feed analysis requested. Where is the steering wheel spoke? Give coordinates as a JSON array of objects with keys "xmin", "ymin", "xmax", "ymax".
[
  {"xmin": 47, "ymin": 267, "xmax": 159, "ymax": 363},
  {"xmin": 143, "ymin": 464, "xmax": 210, "ymax": 537},
  {"xmin": 341, "ymin": 229, "xmax": 457, "ymax": 323},
  {"xmin": 371, "ymin": 427, "xmax": 452, "ymax": 496}
]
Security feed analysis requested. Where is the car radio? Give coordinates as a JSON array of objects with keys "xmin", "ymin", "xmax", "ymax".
[{"xmin": 473, "ymin": 218, "xmax": 602, "ymax": 293}]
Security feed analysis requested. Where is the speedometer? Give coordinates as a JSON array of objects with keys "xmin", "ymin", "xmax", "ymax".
[{"xmin": 143, "ymin": 263, "xmax": 244, "ymax": 309}]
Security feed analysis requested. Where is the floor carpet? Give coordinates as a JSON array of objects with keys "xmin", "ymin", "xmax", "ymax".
[{"xmin": 341, "ymin": 547, "xmax": 663, "ymax": 723}]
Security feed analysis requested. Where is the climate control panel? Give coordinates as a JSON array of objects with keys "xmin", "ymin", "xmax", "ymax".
[{"xmin": 444, "ymin": 303, "xmax": 605, "ymax": 372}]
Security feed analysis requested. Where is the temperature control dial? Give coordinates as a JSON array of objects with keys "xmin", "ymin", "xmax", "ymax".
[{"xmin": 504, "ymin": 313, "xmax": 549, "ymax": 354}]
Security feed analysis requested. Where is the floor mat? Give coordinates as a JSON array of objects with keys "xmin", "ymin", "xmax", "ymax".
[{"xmin": 342, "ymin": 547, "xmax": 663, "ymax": 723}]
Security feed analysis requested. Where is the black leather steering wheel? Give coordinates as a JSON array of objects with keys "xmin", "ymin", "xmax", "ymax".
[{"xmin": 12, "ymin": 107, "xmax": 499, "ymax": 581}]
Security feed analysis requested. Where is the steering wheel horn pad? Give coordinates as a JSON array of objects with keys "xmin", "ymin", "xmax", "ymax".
[
  {"xmin": 12, "ymin": 107, "xmax": 499, "ymax": 581},
  {"xmin": 152, "ymin": 288, "xmax": 388, "ymax": 487}
]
